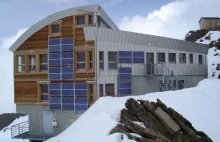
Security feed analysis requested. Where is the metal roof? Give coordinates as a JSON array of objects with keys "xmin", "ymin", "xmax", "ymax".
[
  {"xmin": 84, "ymin": 27, "xmax": 209, "ymax": 54},
  {"xmin": 9, "ymin": 4, "xmax": 118, "ymax": 52}
]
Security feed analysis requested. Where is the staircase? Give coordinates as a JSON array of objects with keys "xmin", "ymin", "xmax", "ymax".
[{"xmin": 145, "ymin": 63, "xmax": 184, "ymax": 92}]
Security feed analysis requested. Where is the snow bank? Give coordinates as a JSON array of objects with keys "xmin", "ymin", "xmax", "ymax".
[
  {"xmin": 0, "ymin": 116, "xmax": 28, "ymax": 142},
  {"xmin": 208, "ymin": 47, "xmax": 220, "ymax": 78},
  {"xmin": 47, "ymin": 79, "xmax": 220, "ymax": 142},
  {"xmin": 196, "ymin": 31, "xmax": 220, "ymax": 44}
]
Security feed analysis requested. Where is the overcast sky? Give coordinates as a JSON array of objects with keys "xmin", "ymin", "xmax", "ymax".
[{"xmin": 0, "ymin": 0, "xmax": 220, "ymax": 112}]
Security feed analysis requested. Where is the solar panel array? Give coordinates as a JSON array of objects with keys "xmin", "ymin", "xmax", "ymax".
[
  {"xmin": 119, "ymin": 51, "xmax": 144, "ymax": 64},
  {"xmin": 48, "ymin": 38, "xmax": 74, "ymax": 80},
  {"xmin": 49, "ymin": 83, "xmax": 88, "ymax": 111},
  {"xmin": 118, "ymin": 67, "xmax": 132, "ymax": 96}
]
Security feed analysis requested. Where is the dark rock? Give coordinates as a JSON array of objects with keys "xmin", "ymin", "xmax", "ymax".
[{"xmin": 213, "ymin": 53, "xmax": 219, "ymax": 56}]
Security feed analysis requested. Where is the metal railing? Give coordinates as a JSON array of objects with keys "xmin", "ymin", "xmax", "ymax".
[{"xmin": 145, "ymin": 63, "xmax": 184, "ymax": 91}]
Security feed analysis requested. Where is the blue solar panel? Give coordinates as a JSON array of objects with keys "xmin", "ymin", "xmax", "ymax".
[
  {"xmin": 49, "ymin": 83, "xmax": 61, "ymax": 90},
  {"xmin": 49, "ymin": 45, "xmax": 61, "ymax": 52},
  {"xmin": 62, "ymin": 90, "xmax": 74, "ymax": 96},
  {"xmin": 49, "ymin": 97, "xmax": 61, "ymax": 103},
  {"xmin": 119, "ymin": 74, "xmax": 132, "ymax": 80},
  {"xmin": 119, "ymin": 89, "xmax": 132, "ymax": 95},
  {"xmin": 62, "ymin": 83, "xmax": 74, "ymax": 89},
  {"xmin": 62, "ymin": 98, "xmax": 74, "ymax": 103},
  {"xmin": 50, "ymin": 104, "xmax": 61, "ymax": 110},
  {"xmin": 49, "ymin": 59, "xmax": 61, "ymax": 66},
  {"xmin": 75, "ymin": 104, "xmax": 87, "ymax": 110},
  {"xmin": 75, "ymin": 83, "xmax": 87, "ymax": 89},
  {"xmin": 49, "ymin": 90, "xmax": 61, "ymax": 96},
  {"xmin": 61, "ymin": 38, "xmax": 73, "ymax": 44},
  {"xmin": 62, "ymin": 66, "xmax": 73, "ymax": 73},
  {"xmin": 119, "ymin": 58, "xmax": 132, "ymax": 63},
  {"xmin": 119, "ymin": 67, "xmax": 132, "ymax": 74},
  {"xmin": 133, "ymin": 58, "xmax": 144, "ymax": 63},
  {"xmin": 49, "ymin": 53, "xmax": 60, "ymax": 60},
  {"xmin": 61, "ymin": 52, "xmax": 74, "ymax": 59},
  {"xmin": 75, "ymin": 90, "xmax": 87, "ymax": 96},
  {"xmin": 62, "ymin": 73, "xmax": 74, "ymax": 80},
  {"xmin": 119, "ymin": 82, "xmax": 132, "ymax": 88},
  {"xmin": 62, "ymin": 59, "xmax": 73, "ymax": 65},
  {"xmin": 49, "ymin": 39, "xmax": 60, "ymax": 45},
  {"xmin": 49, "ymin": 74, "xmax": 61, "ymax": 80},
  {"xmin": 62, "ymin": 104, "xmax": 74, "ymax": 111},
  {"xmin": 133, "ymin": 51, "xmax": 144, "ymax": 57},
  {"xmin": 61, "ymin": 45, "xmax": 73, "ymax": 51},
  {"xmin": 75, "ymin": 98, "xmax": 87, "ymax": 104},
  {"xmin": 49, "ymin": 67, "xmax": 61, "ymax": 73},
  {"xmin": 119, "ymin": 51, "xmax": 132, "ymax": 57}
]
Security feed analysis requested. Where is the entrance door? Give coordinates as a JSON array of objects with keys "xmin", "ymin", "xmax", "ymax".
[
  {"xmin": 146, "ymin": 53, "xmax": 154, "ymax": 74},
  {"xmin": 42, "ymin": 111, "xmax": 53, "ymax": 135}
]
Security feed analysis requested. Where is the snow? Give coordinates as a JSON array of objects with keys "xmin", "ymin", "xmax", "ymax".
[
  {"xmin": 196, "ymin": 31, "xmax": 220, "ymax": 44},
  {"xmin": 47, "ymin": 79, "xmax": 220, "ymax": 142},
  {"xmin": 208, "ymin": 47, "xmax": 220, "ymax": 78},
  {"xmin": 0, "ymin": 116, "xmax": 28, "ymax": 142}
]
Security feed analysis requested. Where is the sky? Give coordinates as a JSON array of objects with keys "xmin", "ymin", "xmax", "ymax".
[{"xmin": 0, "ymin": 0, "xmax": 220, "ymax": 112}]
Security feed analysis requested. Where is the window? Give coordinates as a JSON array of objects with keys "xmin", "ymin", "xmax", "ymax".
[
  {"xmin": 76, "ymin": 16, "xmax": 85, "ymax": 25},
  {"xmin": 88, "ymin": 84, "xmax": 94, "ymax": 104},
  {"xmin": 40, "ymin": 54, "xmax": 48, "ymax": 71},
  {"xmin": 157, "ymin": 53, "xmax": 165, "ymax": 63},
  {"xmin": 99, "ymin": 51, "xmax": 104, "ymax": 70},
  {"xmin": 178, "ymin": 80, "xmax": 184, "ymax": 89},
  {"xmin": 108, "ymin": 52, "xmax": 117, "ymax": 69},
  {"xmin": 17, "ymin": 55, "xmax": 25, "ymax": 73},
  {"xmin": 189, "ymin": 54, "xmax": 193, "ymax": 64},
  {"xmin": 105, "ymin": 84, "xmax": 114, "ymax": 96},
  {"xmin": 99, "ymin": 84, "xmax": 103, "ymax": 97},
  {"xmin": 40, "ymin": 84, "xmax": 48, "ymax": 102},
  {"xmin": 179, "ymin": 53, "xmax": 186, "ymax": 63},
  {"xmin": 89, "ymin": 15, "xmax": 93, "ymax": 25},
  {"xmin": 199, "ymin": 55, "xmax": 203, "ymax": 64},
  {"xmin": 76, "ymin": 52, "xmax": 86, "ymax": 70},
  {"xmin": 52, "ymin": 25, "xmax": 60, "ymax": 34},
  {"xmin": 28, "ymin": 55, "xmax": 36, "ymax": 72},
  {"xmin": 49, "ymin": 21, "xmax": 62, "ymax": 36},
  {"xmin": 89, "ymin": 51, "xmax": 93, "ymax": 70},
  {"xmin": 168, "ymin": 53, "xmax": 176, "ymax": 63}
]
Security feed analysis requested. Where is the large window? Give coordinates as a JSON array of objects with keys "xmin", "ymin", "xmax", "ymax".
[
  {"xmin": 40, "ymin": 54, "xmax": 48, "ymax": 71},
  {"xmin": 157, "ymin": 53, "xmax": 165, "ymax": 63},
  {"xmin": 105, "ymin": 84, "xmax": 114, "ymax": 96},
  {"xmin": 89, "ymin": 51, "xmax": 93, "ymax": 70},
  {"xmin": 17, "ymin": 55, "xmax": 25, "ymax": 73},
  {"xmin": 76, "ymin": 16, "xmax": 85, "ymax": 25},
  {"xmin": 168, "ymin": 53, "xmax": 176, "ymax": 63},
  {"xmin": 99, "ymin": 84, "xmax": 103, "ymax": 97},
  {"xmin": 199, "ymin": 55, "xmax": 203, "ymax": 64},
  {"xmin": 179, "ymin": 53, "xmax": 186, "ymax": 63},
  {"xmin": 189, "ymin": 54, "xmax": 193, "ymax": 64},
  {"xmin": 76, "ymin": 52, "xmax": 86, "ymax": 70},
  {"xmin": 40, "ymin": 84, "xmax": 48, "ymax": 102},
  {"xmin": 99, "ymin": 51, "xmax": 104, "ymax": 70},
  {"xmin": 108, "ymin": 52, "xmax": 117, "ymax": 69},
  {"xmin": 28, "ymin": 55, "xmax": 36, "ymax": 72}
]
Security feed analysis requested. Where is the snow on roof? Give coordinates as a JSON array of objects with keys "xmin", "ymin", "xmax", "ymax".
[{"xmin": 47, "ymin": 79, "xmax": 220, "ymax": 142}]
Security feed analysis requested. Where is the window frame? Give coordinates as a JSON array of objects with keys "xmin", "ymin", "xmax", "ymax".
[
  {"xmin": 76, "ymin": 15, "xmax": 86, "ymax": 26},
  {"xmin": 189, "ymin": 54, "xmax": 193, "ymax": 64},
  {"xmin": 179, "ymin": 53, "xmax": 186, "ymax": 64},
  {"xmin": 168, "ymin": 53, "xmax": 176, "ymax": 63},
  {"xmin": 76, "ymin": 51, "xmax": 86, "ymax": 71},
  {"xmin": 99, "ymin": 84, "xmax": 104, "ymax": 97},
  {"xmin": 40, "ymin": 54, "xmax": 48, "ymax": 72},
  {"xmin": 199, "ymin": 55, "xmax": 203, "ymax": 64},
  {"xmin": 99, "ymin": 51, "xmax": 104, "ymax": 70},
  {"xmin": 17, "ymin": 55, "xmax": 26, "ymax": 73},
  {"xmin": 157, "ymin": 52, "xmax": 165, "ymax": 63},
  {"xmin": 108, "ymin": 51, "xmax": 118, "ymax": 69},
  {"xmin": 105, "ymin": 84, "xmax": 114, "ymax": 96},
  {"xmin": 38, "ymin": 82, "xmax": 49, "ymax": 103},
  {"xmin": 28, "ymin": 54, "xmax": 36, "ymax": 72},
  {"xmin": 88, "ymin": 51, "xmax": 94, "ymax": 71},
  {"xmin": 49, "ymin": 21, "xmax": 62, "ymax": 37},
  {"xmin": 88, "ymin": 15, "xmax": 93, "ymax": 25}
]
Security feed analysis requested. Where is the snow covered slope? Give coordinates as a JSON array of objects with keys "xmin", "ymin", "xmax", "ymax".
[
  {"xmin": 196, "ymin": 31, "xmax": 220, "ymax": 45},
  {"xmin": 0, "ymin": 116, "xmax": 28, "ymax": 142},
  {"xmin": 47, "ymin": 79, "xmax": 220, "ymax": 142}
]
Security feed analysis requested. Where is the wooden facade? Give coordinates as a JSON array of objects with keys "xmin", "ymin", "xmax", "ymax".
[{"xmin": 14, "ymin": 14, "xmax": 96, "ymax": 105}]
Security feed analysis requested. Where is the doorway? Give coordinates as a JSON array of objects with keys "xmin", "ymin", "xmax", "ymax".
[{"xmin": 146, "ymin": 53, "xmax": 154, "ymax": 74}]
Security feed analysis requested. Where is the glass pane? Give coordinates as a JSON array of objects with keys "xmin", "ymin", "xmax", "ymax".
[
  {"xmin": 179, "ymin": 53, "xmax": 186, "ymax": 63},
  {"xmin": 18, "ymin": 65, "xmax": 25, "ymax": 72},
  {"xmin": 89, "ymin": 63, "xmax": 93, "ymax": 70},
  {"xmin": 189, "ymin": 54, "xmax": 193, "ymax": 63},
  {"xmin": 52, "ymin": 25, "xmax": 60, "ymax": 33},
  {"xmin": 99, "ymin": 51, "xmax": 104, "ymax": 61},
  {"xmin": 108, "ymin": 63, "xmax": 117, "ymax": 69},
  {"xmin": 105, "ymin": 84, "xmax": 114, "ymax": 94},
  {"xmin": 99, "ymin": 84, "xmax": 103, "ymax": 96},
  {"xmin": 77, "ymin": 52, "xmax": 85, "ymax": 62},
  {"xmin": 99, "ymin": 62, "xmax": 104, "ymax": 70},
  {"xmin": 18, "ymin": 55, "xmax": 25, "ymax": 64},
  {"xmin": 40, "ymin": 54, "xmax": 48, "ymax": 63},
  {"xmin": 169, "ymin": 53, "xmax": 176, "ymax": 63},
  {"xmin": 158, "ymin": 53, "xmax": 165, "ymax": 63},
  {"xmin": 77, "ymin": 16, "xmax": 85, "ymax": 25},
  {"xmin": 89, "ymin": 15, "xmax": 93, "ymax": 25},
  {"xmin": 77, "ymin": 63, "xmax": 85, "ymax": 70},
  {"xmin": 29, "ymin": 55, "xmax": 36, "ymax": 64},
  {"xmin": 108, "ymin": 52, "xmax": 117, "ymax": 61},
  {"xmin": 29, "ymin": 65, "xmax": 36, "ymax": 71},
  {"xmin": 40, "ymin": 65, "xmax": 48, "ymax": 71},
  {"xmin": 41, "ymin": 95, "xmax": 48, "ymax": 101},
  {"xmin": 41, "ymin": 84, "xmax": 48, "ymax": 93},
  {"xmin": 89, "ymin": 51, "xmax": 93, "ymax": 61},
  {"xmin": 199, "ymin": 55, "xmax": 203, "ymax": 64}
]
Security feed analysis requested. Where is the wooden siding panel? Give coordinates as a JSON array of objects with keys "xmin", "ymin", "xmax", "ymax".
[
  {"xmin": 15, "ymin": 81, "xmax": 38, "ymax": 103},
  {"xmin": 15, "ymin": 74, "xmax": 48, "ymax": 81}
]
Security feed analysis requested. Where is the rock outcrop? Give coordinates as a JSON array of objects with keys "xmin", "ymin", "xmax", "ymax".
[{"xmin": 110, "ymin": 98, "xmax": 212, "ymax": 142}]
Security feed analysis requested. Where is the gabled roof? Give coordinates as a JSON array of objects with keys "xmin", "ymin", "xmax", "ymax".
[
  {"xmin": 9, "ymin": 4, "xmax": 118, "ymax": 52},
  {"xmin": 199, "ymin": 17, "xmax": 220, "ymax": 23}
]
